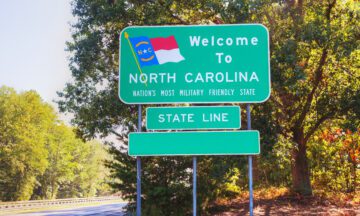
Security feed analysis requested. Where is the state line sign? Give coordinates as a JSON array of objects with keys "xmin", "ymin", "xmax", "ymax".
[
  {"xmin": 146, "ymin": 106, "xmax": 240, "ymax": 130},
  {"xmin": 119, "ymin": 24, "xmax": 270, "ymax": 104}
]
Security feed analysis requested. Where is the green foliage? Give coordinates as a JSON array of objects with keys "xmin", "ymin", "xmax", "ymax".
[
  {"xmin": 0, "ymin": 86, "xmax": 110, "ymax": 201},
  {"xmin": 56, "ymin": 140, "xmax": 110, "ymax": 198},
  {"xmin": 34, "ymin": 124, "xmax": 79, "ymax": 199},
  {"xmin": 107, "ymin": 141, "xmax": 193, "ymax": 215},
  {"xmin": 309, "ymin": 127, "xmax": 360, "ymax": 192},
  {"xmin": 256, "ymin": 135, "xmax": 292, "ymax": 187},
  {"xmin": 0, "ymin": 86, "xmax": 55, "ymax": 201},
  {"xmin": 197, "ymin": 156, "xmax": 245, "ymax": 212}
]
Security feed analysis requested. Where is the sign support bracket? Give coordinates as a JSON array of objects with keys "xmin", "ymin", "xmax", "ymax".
[
  {"xmin": 137, "ymin": 105, "xmax": 142, "ymax": 216},
  {"xmin": 247, "ymin": 104, "xmax": 254, "ymax": 216}
]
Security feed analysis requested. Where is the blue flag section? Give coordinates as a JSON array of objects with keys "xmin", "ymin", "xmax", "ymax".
[{"xmin": 129, "ymin": 36, "xmax": 159, "ymax": 67}]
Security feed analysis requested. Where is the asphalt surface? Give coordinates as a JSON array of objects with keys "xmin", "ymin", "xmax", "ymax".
[{"xmin": 11, "ymin": 202, "xmax": 127, "ymax": 216}]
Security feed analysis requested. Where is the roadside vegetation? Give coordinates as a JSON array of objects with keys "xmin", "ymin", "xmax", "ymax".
[
  {"xmin": 0, "ymin": 86, "xmax": 111, "ymax": 201},
  {"xmin": 56, "ymin": 0, "xmax": 359, "ymax": 215}
]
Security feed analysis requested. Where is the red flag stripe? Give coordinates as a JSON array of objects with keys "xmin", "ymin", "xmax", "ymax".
[{"xmin": 150, "ymin": 36, "xmax": 179, "ymax": 51}]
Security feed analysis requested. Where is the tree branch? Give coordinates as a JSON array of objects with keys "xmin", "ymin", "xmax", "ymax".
[
  {"xmin": 294, "ymin": 48, "xmax": 327, "ymax": 129},
  {"xmin": 294, "ymin": 1, "xmax": 337, "ymax": 129},
  {"xmin": 304, "ymin": 112, "xmax": 333, "ymax": 143},
  {"xmin": 111, "ymin": 129, "xmax": 123, "ymax": 139},
  {"xmin": 326, "ymin": 0, "xmax": 337, "ymax": 20}
]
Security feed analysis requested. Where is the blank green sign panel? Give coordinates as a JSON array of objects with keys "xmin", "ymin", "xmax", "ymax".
[
  {"xmin": 146, "ymin": 106, "xmax": 240, "ymax": 130},
  {"xmin": 128, "ymin": 131, "xmax": 260, "ymax": 156}
]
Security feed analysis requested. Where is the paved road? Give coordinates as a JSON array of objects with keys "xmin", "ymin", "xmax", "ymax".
[{"xmin": 10, "ymin": 202, "xmax": 127, "ymax": 216}]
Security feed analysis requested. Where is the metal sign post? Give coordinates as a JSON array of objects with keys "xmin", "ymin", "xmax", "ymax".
[
  {"xmin": 137, "ymin": 105, "xmax": 142, "ymax": 216},
  {"xmin": 193, "ymin": 156, "xmax": 197, "ymax": 216},
  {"xmin": 246, "ymin": 104, "xmax": 253, "ymax": 216}
]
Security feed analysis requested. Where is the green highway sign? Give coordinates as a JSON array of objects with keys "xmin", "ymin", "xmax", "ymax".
[
  {"xmin": 146, "ymin": 106, "xmax": 240, "ymax": 130},
  {"xmin": 128, "ymin": 131, "xmax": 260, "ymax": 156},
  {"xmin": 119, "ymin": 24, "xmax": 270, "ymax": 104}
]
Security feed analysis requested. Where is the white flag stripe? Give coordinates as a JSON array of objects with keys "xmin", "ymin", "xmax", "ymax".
[{"xmin": 155, "ymin": 49, "xmax": 185, "ymax": 65}]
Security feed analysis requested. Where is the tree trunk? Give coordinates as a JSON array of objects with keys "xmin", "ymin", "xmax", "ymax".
[{"xmin": 291, "ymin": 129, "xmax": 312, "ymax": 195}]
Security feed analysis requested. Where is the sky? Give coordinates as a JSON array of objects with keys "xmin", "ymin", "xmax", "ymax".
[{"xmin": 0, "ymin": 1, "xmax": 74, "ymax": 110}]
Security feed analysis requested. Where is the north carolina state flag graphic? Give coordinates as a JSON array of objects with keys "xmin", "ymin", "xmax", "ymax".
[{"xmin": 129, "ymin": 35, "xmax": 185, "ymax": 67}]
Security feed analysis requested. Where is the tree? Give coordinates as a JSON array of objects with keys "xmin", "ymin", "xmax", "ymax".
[
  {"xmin": 56, "ymin": 140, "xmax": 110, "ymax": 198},
  {"xmin": 0, "ymin": 86, "xmax": 55, "ymax": 201},
  {"xmin": 33, "ymin": 125, "xmax": 111, "ymax": 199},
  {"xmin": 34, "ymin": 124, "xmax": 81, "ymax": 199},
  {"xmin": 258, "ymin": 0, "xmax": 360, "ymax": 194},
  {"xmin": 0, "ymin": 86, "xmax": 111, "ymax": 201}
]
